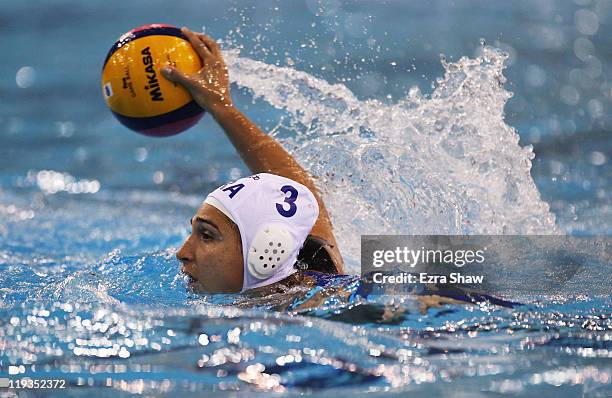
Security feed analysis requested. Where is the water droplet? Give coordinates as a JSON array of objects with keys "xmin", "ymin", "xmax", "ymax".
[
  {"xmin": 134, "ymin": 147, "xmax": 148, "ymax": 162},
  {"xmin": 588, "ymin": 151, "xmax": 606, "ymax": 166},
  {"xmin": 575, "ymin": 9, "xmax": 599, "ymax": 35},
  {"xmin": 153, "ymin": 171, "xmax": 164, "ymax": 184},
  {"xmin": 16, "ymin": 66, "xmax": 35, "ymax": 88}
]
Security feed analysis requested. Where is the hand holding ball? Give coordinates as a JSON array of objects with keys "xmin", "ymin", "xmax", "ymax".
[{"xmin": 101, "ymin": 24, "xmax": 205, "ymax": 137}]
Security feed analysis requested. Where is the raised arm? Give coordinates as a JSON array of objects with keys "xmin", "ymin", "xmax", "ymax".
[{"xmin": 161, "ymin": 27, "xmax": 344, "ymax": 273}]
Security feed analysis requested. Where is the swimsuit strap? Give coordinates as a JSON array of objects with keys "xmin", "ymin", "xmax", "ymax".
[{"xmin": 303, "ymin": 270, "xmax": 343, "ymax": 286}]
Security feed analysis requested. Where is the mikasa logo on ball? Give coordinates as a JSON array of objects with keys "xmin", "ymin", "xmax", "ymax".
[{"xmin": 141, "ymin": 46, "xmax": 164, "ymax": 102}]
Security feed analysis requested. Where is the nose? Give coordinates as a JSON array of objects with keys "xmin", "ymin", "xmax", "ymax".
[{"xmin": 176, "ymin": 239, "xmax": 193, "ymax": 264}]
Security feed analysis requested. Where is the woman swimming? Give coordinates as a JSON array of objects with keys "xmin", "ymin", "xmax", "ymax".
[
  {"xmin": 161, "ymin": 28, "xmax": 508, "ymax": 314},
  {"xmin": 162, "ymin": 27, "xmax": 344, "ymax": 295}
]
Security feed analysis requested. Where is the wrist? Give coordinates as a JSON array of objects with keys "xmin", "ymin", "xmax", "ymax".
[{"xmin": 209, "ymin": 102, "xmax": 238, "ymax": 120}]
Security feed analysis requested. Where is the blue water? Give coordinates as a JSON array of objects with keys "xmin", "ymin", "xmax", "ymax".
[{"xmin": 1, "ymin": 0, "xmax": 611, "ymax": 396}]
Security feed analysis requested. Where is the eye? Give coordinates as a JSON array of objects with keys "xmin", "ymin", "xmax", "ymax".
[
  {"xmin": 199, "ymin": 230, "xmax": 213, "ymax": 240},
  {"xmin": 197, "ymin": 225, "xmax": 218, "ymax": 241}
]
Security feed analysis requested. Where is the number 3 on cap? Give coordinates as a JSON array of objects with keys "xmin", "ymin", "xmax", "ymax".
[{"xmin": 276, "ymin": 185, "xmax": 298, "ymax": 217}]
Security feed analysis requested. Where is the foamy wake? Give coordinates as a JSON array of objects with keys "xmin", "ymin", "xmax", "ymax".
[{"xmin": 224, "ymin": 46, "xmax": 558, "ymax": 271}]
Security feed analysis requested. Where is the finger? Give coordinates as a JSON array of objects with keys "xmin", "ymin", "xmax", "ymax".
[
  {"xmin": 197, "ymin": 33, "xmax": 221, "ymax": 56},
  {"xmin": 160, "ymin": 66, "xmax": 193, "ymax": 88},
  {"xmin": 181, "ymin": 27, "xmax": 212, "ymax": 59}
]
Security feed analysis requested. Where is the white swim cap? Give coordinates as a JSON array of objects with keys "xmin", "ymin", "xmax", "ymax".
[{"xmin": 204, "ymin": 173, "xmax": 319, "ymax": 292}]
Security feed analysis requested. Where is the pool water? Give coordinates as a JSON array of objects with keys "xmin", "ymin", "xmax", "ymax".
[{"xmin": 1, "ymin": 1, "xmax": 611, "ymax": 396}]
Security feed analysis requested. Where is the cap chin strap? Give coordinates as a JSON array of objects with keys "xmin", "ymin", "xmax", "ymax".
[{"xmin": 247, "ymin": 223, "xmax": 295, "ymax": 279}]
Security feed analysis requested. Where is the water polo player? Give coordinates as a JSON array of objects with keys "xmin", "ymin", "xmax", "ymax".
[{"xmin": 163, "ymin": 28, "xmax": 344, "ymax": 293}]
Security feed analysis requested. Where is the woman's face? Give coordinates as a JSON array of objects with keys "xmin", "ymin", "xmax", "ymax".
[{"xmin": 176, "ymin": 204, "xmax": 243, "ymax": 293}]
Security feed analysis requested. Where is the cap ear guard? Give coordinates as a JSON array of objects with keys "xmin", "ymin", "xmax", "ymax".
[{"xmin": 247, "ymin": 223, "xmax": 295, "ymax": 279}]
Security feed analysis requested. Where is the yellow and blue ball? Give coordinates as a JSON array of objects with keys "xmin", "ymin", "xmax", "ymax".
[{"xmin": 101, "ymin": 24, "xmax": 204, "ymax": 137}]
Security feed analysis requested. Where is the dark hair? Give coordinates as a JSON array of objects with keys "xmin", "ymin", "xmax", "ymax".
[{"xmin": 296, "ymin": 235, "xmax": 337, "ymax": 274}]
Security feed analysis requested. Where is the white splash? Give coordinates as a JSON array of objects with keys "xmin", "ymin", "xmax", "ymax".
[{"xmin": 224, "ymin": 46, "xmax": 559, "ymax": 271}]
